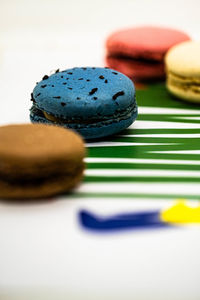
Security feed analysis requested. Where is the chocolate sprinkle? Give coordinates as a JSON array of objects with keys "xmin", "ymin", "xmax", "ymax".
[
  {"xmin": 78, "ymin": 78, "xmax": 83, "ymax": 80},
  {"xmin": 66, "ymin": 78, "xmax": 69, "ymax": 80},
  {"xmin": 41, "ymin": 85, "xmax": 47, "ymax": 88},
  {"xmin": 61, "ymin": 76, "xmax": 63, "ymax": 78},
  {"xmin": 36, "ymin": 93, "xmax": 41, "ymax": 97},
  {"xmin": 77, "ymin": 97, "xmax": 81, "ymax": 100},
  {"xmin": 105, "ymin": 80, "xmax": 108, "ymax": 83},
  {"xmin": 112, "ymin": 91, "xmax": 124, "ymax": 100},
  {"xmin": 99, "ymin": 75, "xmax": 104, "ymax": 79},
  {"xmin": 42, "ymin": 75, "xmax": 49, "ymax": 80},
  {"xmin": 53, "ymin": 96, "xmax": 61, "ymax": 99},
  {"xmin": 86, "ymin": 79, "xmax": 90, "ymax": 81},
  {"xmin": 51, "ymin": 85, "xmax": 54, "ymax": 87},
  {"xmin": 93, "ymin": 97, "xmax": 98, "ymax": 100},
  {"xmin": 82, "ymin": 68, "xmax": 87, "ymax": 70},
  {"xmin": 112, "ymin": 72, "xmax": 118, "ymax": 75},
  {"xmin": 55, "ymin": 69, "xmax": 59, "ymax": 73},
  {"xmin": 68, "ymin": 87, "xmax": 72, "ymax": 90},
  {"xmin": 61, "ymin": 102, "xmax": 66, "ymax": 106},
  {"xmin": 89, "ymin": 88, "xmax": 98, "ymax": 95},
  {"xmin": 30, "ymin": 93, "xmax": 35, "ymax": 103},
  {"xmin": 67, "ymin": 72, "xmax": 73, "ymax": 75},
  {"xmin": 63, "ymin": 83, "xmax": 67, "ymax": 85}
]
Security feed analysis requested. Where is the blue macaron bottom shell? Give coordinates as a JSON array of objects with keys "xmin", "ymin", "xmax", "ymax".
[{"xmin": 30, "ymin": 109, "xmax": 137, "ymax": 140}]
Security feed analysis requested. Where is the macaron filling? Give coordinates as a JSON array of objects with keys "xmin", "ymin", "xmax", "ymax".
[
  {"xmin": 107, "ymin": 53, "xmax": 164, "ymax": 64},
  {"xmin": 168, "ymin": 71, "xmax": 200, "ymax": 84},
  {"xmin": 31, "ymin": 101, "xmax": 137, "ymax": 128},
  {"xmin": 0, "ymin": 164, "xmax": 84, "ymax": 186},
  {"xmin": 167, "ymin": 72, "xmax": 200, "ymax": 93}
]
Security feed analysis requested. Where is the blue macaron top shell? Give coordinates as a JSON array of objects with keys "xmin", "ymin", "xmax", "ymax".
[{"xmin": 32, "ymin": 67, "xmax": 136, "ymax": 119}]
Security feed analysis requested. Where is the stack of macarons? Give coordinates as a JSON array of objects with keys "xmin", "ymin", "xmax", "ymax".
[
  {"xmin": 105, "ymin": 26, "xmax": 190, "ymax": 82},
  {"xmin": 105, "ymin": 25, "xmax": 200, "ymax": 104}
]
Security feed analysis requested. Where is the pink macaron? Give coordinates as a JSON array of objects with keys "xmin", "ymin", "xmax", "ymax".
[{"xmin": 105, "ymin": 26, "xmax": 191, "ymax": 81}]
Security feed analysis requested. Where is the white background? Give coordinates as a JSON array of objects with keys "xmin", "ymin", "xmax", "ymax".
[{"xmin": 0, "ymin": 1, "xmax": 200, "ymax": 299}]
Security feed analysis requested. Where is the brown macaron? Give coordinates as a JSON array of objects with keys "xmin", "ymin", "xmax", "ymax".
[{"xmin": 0, "ymin": 124, "xmax": 85, "ymax": 199}]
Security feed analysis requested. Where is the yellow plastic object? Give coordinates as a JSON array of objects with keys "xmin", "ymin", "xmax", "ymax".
[{"xmin": 161, "ymin": 200, "xmax": 200, "ymax": 224}]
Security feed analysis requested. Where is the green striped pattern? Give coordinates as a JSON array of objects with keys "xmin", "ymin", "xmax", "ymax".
[{"xmin": 78, "ymin": 83, "xmax": 200, "ymax": 199}]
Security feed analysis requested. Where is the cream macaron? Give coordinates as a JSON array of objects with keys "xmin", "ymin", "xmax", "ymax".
[{"xmin": 165, "ymin": 41, "xmax": 200, "ymax": 103}]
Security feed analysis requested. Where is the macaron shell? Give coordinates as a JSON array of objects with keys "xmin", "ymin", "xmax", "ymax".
[
  {"xmin": 0, "ymin": 124, "xmax": 85, "ymax": 169},
  {"xmin": 106, "ymin": 26, "xmax": 191, "ymax": 60},
  {"xmin": 165, "ymin": 41, "xmax": 200, "ymax": 78},
  {"xmin": 33, "ymin": 68, "xmax": 135, "ymax": 119}
]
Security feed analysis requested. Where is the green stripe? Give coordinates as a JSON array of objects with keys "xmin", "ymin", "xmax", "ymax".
[
  {"xmin": 86, "ymin": 162, "xmax": 200, "ymax": 171},
  {"xmin": 121, "ymin": 128, "xmax": 200, "ymax": 135},
  {"xmin": 84, "ymin": 176, "xmax": 200, "ymax": 183},
  {"xmin": 71, "ymin": 193, "xmax": 200, "ymax": 200},
  {"xmin": 138, "ymin": 114, "xmax": 200, "ymax": 123},
  {"xmin": 88, "ymin": 146, "xmax": 200, "ymax": 160},
  {"xmin": 105, "ymin": 136, "xmax": 199, "ymax": 143}
]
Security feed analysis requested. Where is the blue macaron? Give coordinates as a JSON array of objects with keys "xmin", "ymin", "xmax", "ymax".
[{"xmin": 30, "ymin": 67, "xmax": 137, "ymax": 140}]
